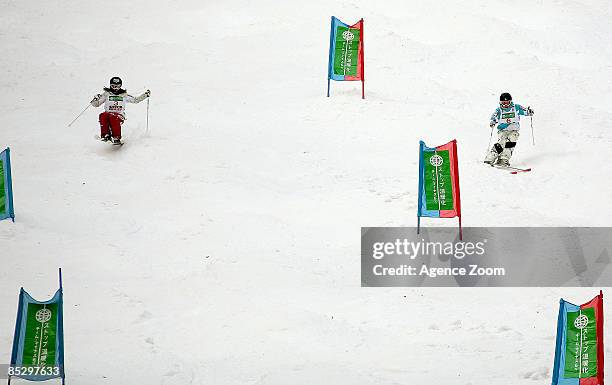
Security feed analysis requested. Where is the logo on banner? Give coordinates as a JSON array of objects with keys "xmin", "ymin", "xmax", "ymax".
[
  {"xmin": 429, "ymin": 154, "xmax": 443, "ymax": 167},
  {"xmin": 36, "ymin": 309, "xmax": 52, "ymax": 323},
  {"xmin": 342, "ymin": 30, "xmax": 354, "ymax": 41},
  {"xmin": 574, "ymin": 314, "xmax": 588, "ymax": 329}
]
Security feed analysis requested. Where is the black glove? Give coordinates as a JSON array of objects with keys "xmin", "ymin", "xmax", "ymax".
[
  {"xmin": 91, "ymin": 94, "xmax": 101, "ymax": 103},
  {"xmin": 489, "ymin": 121, "xmax": 496, "ymax": 128},
  {"xmin": 527, "ymin": 106, "xmax": 534, "ymax": 115},
  {"xmin": 144, "ymin": 89, "xmax": 151, "ymax": 98}
]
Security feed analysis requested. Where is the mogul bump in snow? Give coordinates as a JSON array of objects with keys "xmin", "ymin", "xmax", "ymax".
[
  {"xmin": 90, "ymin": 77, "xmax": 150, "ymax": 144},
  {"xmin": 484, "ymin": 92, "xmax": 534, "ymax": 167}
]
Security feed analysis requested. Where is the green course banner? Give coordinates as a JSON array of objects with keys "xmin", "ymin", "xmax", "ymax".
[
  {"xmin": 10, "ymin": 285, "xmax": 65, "ymax": 382},
  {"xmin": 417, "ymin": 140, "xmax": 462, "ymax": 239},
  {"xmin": 326, "ymin": 17, "xmax": 365, "ymax": 98},
  {"xmin": 564, "ymin": 307, "xmax": 597, "ymax": 378},
  {"xmin": 0, "ymin": 158, "xmax": 5, "ymax": 214},
  {"xmin": 423, "ymin": 150, "xmax": 454, "ymax": 211},
  {"xmin": 552, "ymin": 293, "xmax": 604, "ymax": 385},
  {"xmin": 0, "ymin": 147, "xmax": 15, "ymax": 221},
  {"xmin": 23, "ymin": 302, "xmax": 59, "ymax": 367},
  {"xmin": 333, "ymin": 26, "xmax": 361, "ymax": 77}
]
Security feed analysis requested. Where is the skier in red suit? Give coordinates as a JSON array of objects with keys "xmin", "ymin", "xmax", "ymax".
[{"xmin": 90, "ymin": 77, "xmax": 150, "ymax": 144}]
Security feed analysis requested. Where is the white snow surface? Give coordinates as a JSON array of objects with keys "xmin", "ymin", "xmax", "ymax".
[{"xmin": 1, "ymin": 0, "xmax": 612, "ymax": 384}]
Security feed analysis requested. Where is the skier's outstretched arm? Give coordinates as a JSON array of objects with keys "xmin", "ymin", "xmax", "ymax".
[
  {"xmin": 127, "ymin": 89, "xmax": 151, "ymax": 104},
  {"xmin": 516, "ymin": 104, "xmax": 534, "ymax": 116},
  {"xmin": 90, "ymin": 92, "xmax": 107, "ymax": 107}
]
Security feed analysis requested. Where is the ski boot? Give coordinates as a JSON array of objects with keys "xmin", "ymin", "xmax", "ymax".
[
  {"xmin": 101, "ymin": 134, "xmax": 111, "ymax": 142},
  {"xmin": 484, "ymin": 151, "xmax": 497, "ymax": 165},
  {"xmin": 495, "ymin": 158, "xmax": 510, "ymax": 167},
  {"xmin": 111, "ymin": 137, "xmax": 123, "ymax": 145}
]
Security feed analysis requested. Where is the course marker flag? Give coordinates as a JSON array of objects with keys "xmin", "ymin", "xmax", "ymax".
[
  {"xmin": 327, "ymin": 16, "xmax": 364, "ymax": 98},
  {"xmin": 0, "ymin": 147, "xmax": 15, "ymax": 222},
  {"xmin": 417, "ymin": 139, "xmax": 462, "ymax": 239},
  {"xmin": 9, "ymin": 269, "xmax": 65, "ymax": 384},
  {"xmin": 552, "ymin": 291, "xmax": 604, "ymax": 385}
]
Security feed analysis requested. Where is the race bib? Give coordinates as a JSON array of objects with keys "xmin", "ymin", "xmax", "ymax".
[{"xmin": 107, "ymin": 95, "xmax": 125, "ymax": 113}]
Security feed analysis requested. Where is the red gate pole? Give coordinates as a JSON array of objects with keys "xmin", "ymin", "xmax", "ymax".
[{"xmin": 360, "ymin": 18, "xmax": 365, "ymax": 99}]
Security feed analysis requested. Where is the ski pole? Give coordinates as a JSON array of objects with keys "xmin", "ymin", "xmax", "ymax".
[
  {"xmin": 67, "ymin": 103, "xmax": 91, "ymax": 127},
  {"xmin": 146, "ymin": 96, "xmax": 150, "ymax": 135},
  {"xmin": 486, "ymin": 124, "xmax": 494, "ymax": 155},
  {"xmin": 530, "ymin": 116, "xmax": 535, "ymax": 145}
]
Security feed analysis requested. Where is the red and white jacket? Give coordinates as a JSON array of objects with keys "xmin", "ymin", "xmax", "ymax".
[{"xmin": 91, "ymin": 89, "xmax": 147, "ymax": 119}]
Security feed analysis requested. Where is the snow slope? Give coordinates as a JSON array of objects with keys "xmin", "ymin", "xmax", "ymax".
[{"xmin": 1, "ymin": 0, "xmax": 612, "ymax": 384}]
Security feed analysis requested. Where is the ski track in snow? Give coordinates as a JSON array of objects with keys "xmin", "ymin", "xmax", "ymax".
[{"xmin": 1, "ymin": 0, "xmax": 612, "ymax": 384}]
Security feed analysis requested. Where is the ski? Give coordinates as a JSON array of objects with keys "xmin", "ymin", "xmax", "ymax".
[
  {"xmin": 95, "ymin": 135, "xmax": 124, "ymax": 146},
  {"xmin": 510, "ymin": 168, "xmax": 531, "ymax": 174},
  {"xmin": 489, "ymin": 164, "xmax": 531, "ymax": 174},
  {"xmin": 509, "ymin": 167, "xmax": 531, "ymax": 174}
]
